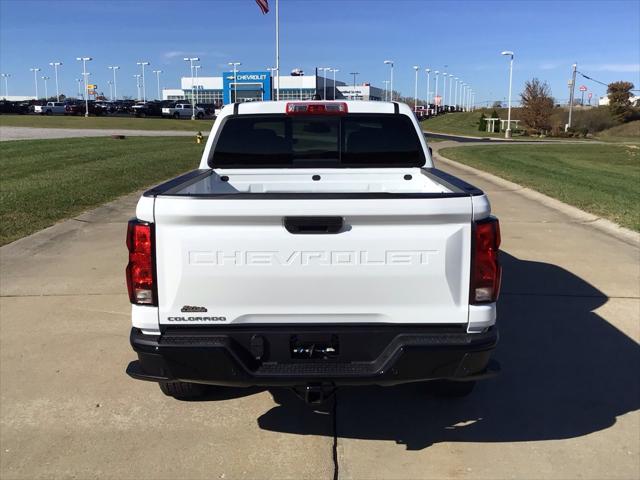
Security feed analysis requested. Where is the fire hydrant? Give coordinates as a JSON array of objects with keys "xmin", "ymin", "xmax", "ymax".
[{"xmin": 195, "ymin": 131, "xmax": 204, "ymax": 144}]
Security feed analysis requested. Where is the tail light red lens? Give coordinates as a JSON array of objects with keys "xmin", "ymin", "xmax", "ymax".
[
  {"xmin": 471, "ymin": 217, "xmax": 501, "ymax": 304},
  {"xmin": 126, "ymin": 220, "xmax": 156, "ymax": 305},
  {"xmin": 286, "ymin": 102, "xmax": 348, "ymax": 115}
]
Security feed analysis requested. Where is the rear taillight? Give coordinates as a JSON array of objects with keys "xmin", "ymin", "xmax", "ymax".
[
  {"xmin": 471, "ymin": 217, "xmax": 501, "ymax": 304},
  {"xmin": 126, "ymin": 220, "xmax": 156, "ymax": 305},
  {"xmin": 286, "ymin": 102, "xmax": 348, "ymax": 115}
]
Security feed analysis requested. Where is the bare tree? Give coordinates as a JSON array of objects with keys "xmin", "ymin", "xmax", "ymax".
[{"xmin": 520, "ymin": 78, "xmax": 554, "ymax": 134}]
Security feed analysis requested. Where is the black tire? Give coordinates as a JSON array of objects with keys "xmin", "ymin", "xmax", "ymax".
[
  {"xmin": 196, "ymin": 112, "xmax": 204, "ymax": 119},
  {"xmin": 430, "ymin": 380, "xmax": 476, "ymax": 398},
  {"xmin": 173, "ymin": 112, "xmax": 180, "ymax": 119},
  {"xmin": 159, "ymin": 381, "xmax": 207, "ymax": 400}
]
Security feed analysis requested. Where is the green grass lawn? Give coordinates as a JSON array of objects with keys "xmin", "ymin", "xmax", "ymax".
[
  {"xmin": 0, "ymin": 136, "xmax": 204, "ymax": 245},
  {"xmin": 439, "ymin": 144, "xmax": 640, "ymax": 231},
  {"xmin": 0, "ymin": 114, "xmax": 213, "ymax": 131},
  {"xmin": 421, "ymin": 110, "xmax": 506, "ymax": 138}
]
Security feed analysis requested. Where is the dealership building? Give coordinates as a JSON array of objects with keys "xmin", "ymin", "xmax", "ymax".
[{"xmin": 162, "ymin": 70, "xmax": 385, "ymax": 104}]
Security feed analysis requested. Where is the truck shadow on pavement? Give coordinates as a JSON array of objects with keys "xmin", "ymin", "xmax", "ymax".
[{"xmin": 257, "ymin": 251, "xmax": 640, "ymax": 450}]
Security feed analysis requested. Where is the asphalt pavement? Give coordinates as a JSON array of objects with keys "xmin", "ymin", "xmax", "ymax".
[
  {"xmin": 0, "ymin": 126, "xmax": 203, "ymax": 141},
  {"xmin": 1, "ymin": 145, "xmax": 638, "ymax": 479}
]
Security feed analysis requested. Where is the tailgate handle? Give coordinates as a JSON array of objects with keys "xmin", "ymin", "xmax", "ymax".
[{"xmin": 284, "ymin": 216, "xmax": 343, "ymax": 234}]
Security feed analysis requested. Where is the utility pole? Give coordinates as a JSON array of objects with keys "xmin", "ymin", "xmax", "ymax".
[
  {"xmin": 42, "ymin": 76, "xmax": 50, "ymax": 100},
  {"xmin": 153, "ymin": 70, "xmax": 163, "ymax": 100},
  {"xmin": 30, "ymin": 68, "xmax": 41, "ymax": 99},
  {"xmin": 137, "ymin": 61, "xmax": 150, "ymax": 102},
  {"xmin": 1, "ymin": 73, "xmax": 10, "ymax": 97},
  {"xmin": 184, "ymin": 57, "xmax": 200, "ymax": 119},
  {"xmin": 434, "ymin": 71, "xmax": 439, "ymax": 113},
  {"xmin": 76, "ymin": 57, "xmax": 92, "ymax": 117},
  {"xmin": 425, "ymin": 69, "xmax": 431, "ymax": 111},
  {"xmin": 382, "ymin": 80, "xmax": 389, "ymax": 101},
  {"xmin": 413, "ymin": 66, "xmax": 419, "ymax": 112},
  {"xmin": 330, "ymin": 68, "xmax": 339, "ymax": 100},
  {"xmin": 501, "ymin": 50, "xmax": 514, "ymax": 138},
  {"xmin": 384, "ymin": 60, "xmax": 394, "ymax": 101},
  {"xmin": 566, "ymin": 63, "xmax": 577, "ymax": 132}
]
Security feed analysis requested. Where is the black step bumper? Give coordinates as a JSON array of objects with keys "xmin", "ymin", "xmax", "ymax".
[{"xmin": 126, "ymin": 325, "xmax": 499, "ymax": 387}]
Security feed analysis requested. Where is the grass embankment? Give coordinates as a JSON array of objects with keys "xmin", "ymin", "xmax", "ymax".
[
  {"xmin": 0, "ymin": 136, "xmax": 203, "ymax": 245},
  {"xmin": 596, "ymin": 120, "xmax": 640, "ymax": 144},
  {"xmin": 421, "ymin": 110, "xmax": 503, "ymax": 138},
  {"xmin": 440, "ymin": 144, "xmax": 640, "ymax": 231},
  {"xmin": 0, "ymin": 114, "xmax": 213, "ymax": 131}
]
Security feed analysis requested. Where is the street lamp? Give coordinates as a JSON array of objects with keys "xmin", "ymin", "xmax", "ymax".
[
  {"xmin": 194, "ymin": 65, "xmax": 202, "ymax": 104},
  {"xmin": 319, "ymin": 67, "xmax": 330, "ymax": 99},
  {"xmin": 184, "ymin": 57, "xmax": 200, "ymax": 119},
  {"xmin": 449, "ymin": 74, "xmax": 454, "ymax": 111},
  {"xmin": 1, "ymin": 73, "xmax": 10, "ymax": 97},
  {"xmin": 107, "ymin": 80, "xmax": 113, "ymax": 101},
  {"xmin": 108, "ymin": 66, "xmax": 120, "ymax": 100},
  {"xmin": 413, "ymin": 66, "xmax": 419, "ymax": 112},
  {"xmin": 501, "ymin": 50, "xmax": 514, "ymax": 138},
  {"xmin": 425, "ymin": 69, "xmax": 431, "ymax": 111},
  {"xmin": 76, "ymin": 78, "xmax": 82, "ymax": 98},
  {"xmin": 137, "ymin": 61, "xmax": 150, "ymax": 102},
  {"xmin": 133, "ymin": 74, "xmax": 141, "ymax": 100},
  {"xmin": 330, "ymin": 68, "xmax": 339, "ymax": 100},
  {"xmin": 152, "ymin": 70, "xmax": 163, "ymax": 100},
  {"xmin": 349, "ymin": 72, "xmax": 359, "ymax": 100},
  {"xmin": 41, "ymin": 76, "xmax": 50, "ymax": 100},
  {"xmin": 434, "ymin": 71, "xmax": 439, "ymax": 114},
  {"xmin": 49, "ymin": 62, "xmax": 62, "ymax": 101},
  {"xmin": 382, "ymin": 80, "xmax": 390, "ymax": 101},
  {"xmin": 383, "ymin": 60, "xmax": 394, "ymax": 101},
  {"xmin": 454, "ymin": 77, "xmax": 459, "ymax": 111},
  {"xmin": 29, "ymin": 68, "xmax": 41, "ymax": 99},
  {"xmin": 76, "ymin": 57, "xmax": 92, "ymax": 117},
  {"xmin": 442, "ymin": 72, "xmax": 447, "ymax": 109},
  {"xmin": 228, "ymin": 61, "xmax": 241, "ymax": 103}
]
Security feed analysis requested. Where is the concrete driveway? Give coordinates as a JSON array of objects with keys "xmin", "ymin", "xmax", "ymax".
[{"xmin": 1, "ymin": 151, "xmax": 638, "ymax": 479}]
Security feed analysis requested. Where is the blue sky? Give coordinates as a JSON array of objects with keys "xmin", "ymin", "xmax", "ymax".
[{"xmin": 1, "ymin": 0, "xmax": 638, "ymax": 104}]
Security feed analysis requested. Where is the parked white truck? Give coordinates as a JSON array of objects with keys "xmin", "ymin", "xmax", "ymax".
[
  {"xmin": 33, "ymin": 101, "xmax": 66, "ymax": 115},
  {"xmin": 161, "ymin": 102, "xmax": 206, "ymax": 119},
  {"xmin": 126, "ymin": 100, "xmax": 501, "ymax": 403}
]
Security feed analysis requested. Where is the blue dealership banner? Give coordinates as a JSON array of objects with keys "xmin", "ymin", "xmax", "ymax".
[{"xmin": 223, "ymin": 71, "xmax": 271, "ymax": 104}]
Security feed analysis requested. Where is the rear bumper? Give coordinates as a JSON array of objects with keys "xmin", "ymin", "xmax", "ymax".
[{"xmin": 127, "ymin": 325, "xmax": 499, "ymax": 387}]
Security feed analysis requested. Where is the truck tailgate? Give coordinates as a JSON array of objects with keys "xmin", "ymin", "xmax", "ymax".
[{"xmin": 154, "ymin": 196, "xmax": 472, "ymax": 326}]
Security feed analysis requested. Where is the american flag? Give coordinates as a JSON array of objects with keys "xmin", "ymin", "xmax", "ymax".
[{"xmin": 255, "ymin": 0, "xmax": 269, "ymax": 14}]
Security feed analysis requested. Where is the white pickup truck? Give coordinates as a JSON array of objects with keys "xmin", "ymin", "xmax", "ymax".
[
  {"xmin": 126, "ymin": 100, "xmax": 501, "ymax": 403},
  {"xmin": 161, "ymin": 102, "xmax": 206, "ymax": 119},
  {"xmin": 33, "ymin": 101, "xmax": 66, "ymax": 115}
]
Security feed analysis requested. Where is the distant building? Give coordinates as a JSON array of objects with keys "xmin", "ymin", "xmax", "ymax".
[
  {"xmin": 598, "ymin": 95, "xmax": 639, "ymax": 106},
  {"xmin": 162, "ymin": 70, "xmax": 382, "ymax": 104},
  {"xmin": 0, "ymin": 95, "xmax": 36, "ymax": 101}
]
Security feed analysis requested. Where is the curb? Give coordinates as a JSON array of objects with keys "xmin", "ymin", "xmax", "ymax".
[{"xmin": 433, "ymin": 152, "xmax": 640, "ymax": 248}]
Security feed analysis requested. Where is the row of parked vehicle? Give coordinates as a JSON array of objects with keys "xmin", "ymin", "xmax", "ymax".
[
  {"xmin": 0, "ymin": 99, "xmax": 218, "ymax": 119},
  {"xmin": 414, "ymin": 104, "xmax": 463, "ymax": 120}
]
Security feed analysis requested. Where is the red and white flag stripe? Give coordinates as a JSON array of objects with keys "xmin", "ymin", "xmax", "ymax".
[{"xmin": 255, "ymin": 0, "xmax": 269, "ymax": 14}]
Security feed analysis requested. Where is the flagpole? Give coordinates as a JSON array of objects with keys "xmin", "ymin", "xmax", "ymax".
[{"xmin": 275, "ymin": 0, "xmax": 280, "ymax": 100}]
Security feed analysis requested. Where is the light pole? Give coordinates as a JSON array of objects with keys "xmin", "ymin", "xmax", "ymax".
[
  {"xmin": 76, "ymin": 78, "xmax": 82, "ymax": 98},
  {"xmin": 1, "ymin": 73, "xmax": 10, "ymax": 97},
  {"xmin": 152, "ymin": 70, "xmax": 163, "ymax": 100},
  {"xmin": 184, "ymin": 57, "xmax": 200, "ymax": 119},
  {"xmin": 383, "ymin": 60, "xmax": 394, "ymax": 101},
  {"xmin": 449, "ymin": 74, "xmax": 454, "ymax": 111},
  {"xmin": 412, "ymin": 66, "xmax": 419, "ymax": 112},
  {"xmin": 30, "ymin": 68, "xmax": 41, "ymax": 99},
  {"xmin": 42, "ymin": 76, "xmax": 50, "ymax": 100},
  {"xmin": 566, "ymin": 63, "xmax": 577, "ymax": 132},
  {"xmin": 137, "ymin": 61, "xmax": 150, "ymax": 102},
  {"xmin": 266, "ymin": 66, "xmax": 277, "ymax": 99},
  {"xmin": 330, "ymin": 68, "xmax": 339, "ymax": 100},
  {"xmin": 228, "ymin": 62, "xmax": 241, "ymax": 103},
  {"xmin": 108, "ymin": 66, "xmax": 119, "ymax": 100},
  {"xmin": 194, "ymin": 65, "xmax": 202, "ymax": 104},
  {"xmin": 319, "ymin": 67, "xmax": 330, "ymax": 99},
  {"xmin": 382, "ymin": 80, "xmax": 389, "ymax": 101},
  {"xmin": 425, "ymin": 69, "xmax": 431, "ymax": 111},
  {"xmin": 76, "ymin": 57, "xmax": 91, "ymax": 117},
  {"xmin": 501, "ymin": 51, "xmax": 514, "ymax": 138},
  {"xmin": 108, "ymin": 80, "xmax": 113, "ymax": 101},
  {"xmin": 133, "ymin": 74, "xmax": 141, "ymax": 101},
  {"xmin": 349, "ymin": 72, "xmax": 359, "ymax": 100},
  {"xmin": 49, "ymin": 62, "xmax": 62, "ymax": 100},
  {"xmin": 434, "ymin": 71, "xmax": 439, "ymax": 114},
  {"xmin": 454, "ymin": 77, "xmax": 459, "ymax": 110},
  {"xmin": 442, "ymin": 72, "xmax": 447, "ymax": 109}
]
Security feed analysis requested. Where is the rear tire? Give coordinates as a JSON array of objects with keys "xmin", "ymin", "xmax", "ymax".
[
  {"xmin": 159, "ymin": 381, "xmax": 207, "ymax": 400},
  {"xmin": 430, "ymin": 380, "xmax": 476, "ymax": 397},
  {"xmin": 196, "ymin": 112, "xmax": 204, "ymax": 119},
  {"xmin": 173, "ymin": 112, "xmax": 180, "ymax": 119}
]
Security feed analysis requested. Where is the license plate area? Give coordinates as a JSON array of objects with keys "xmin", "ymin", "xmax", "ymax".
[{"xmin": 290, "ymin": 334, "xmax": 339, "ymax": 360}]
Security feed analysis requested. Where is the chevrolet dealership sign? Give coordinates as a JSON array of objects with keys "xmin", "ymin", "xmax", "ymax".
[{"xmin": 223, "ymin": 71, "xmax": 271, "ymax": 103}]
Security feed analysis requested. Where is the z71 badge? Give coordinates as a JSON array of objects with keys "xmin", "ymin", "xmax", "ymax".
[{"xmin": 181, "ymin": 305, "xmax": 208, "ymax": 313}]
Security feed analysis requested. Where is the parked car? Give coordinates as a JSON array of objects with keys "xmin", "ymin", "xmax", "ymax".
[
  {"xmin": 0, "ymin": 100, "xmax": 30, "ymax": 115},
  {"xmin": 126, "ymin": 100, "xmax": 502, "ymax": 403},
  {"xmin": 131, "ymin": 101, "xmax": 163, "ymax": 117},
  {"xmin": 33, "ymin": 101, "xmax": 67, "ymax": 115},
  {"xmin": 64, "ymin": 101, "xmax": 105, "ymax": 116},
  {"xmin": 162, "ymin": 102, "xmax": 205, "ymax": 119}
]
